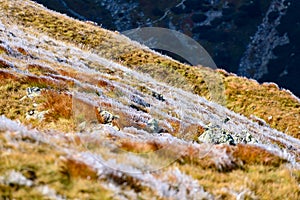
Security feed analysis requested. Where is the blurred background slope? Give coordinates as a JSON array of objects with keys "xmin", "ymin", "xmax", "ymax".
[{"xmin": 34, "ymin": 0, "xmax": 300, "ymax": 97}]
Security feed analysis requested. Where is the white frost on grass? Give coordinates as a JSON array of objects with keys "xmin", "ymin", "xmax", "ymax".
[
  {"xmin": 0, "ymin": 170, "xmax": 33, "ymax": 187},
  {"xmin": 36, "ymin": 185, "xmax": 66, "ymax": 200},
  {"xmin": 71, "ymin": 151, "xmax": 214, "ymax": 199}
]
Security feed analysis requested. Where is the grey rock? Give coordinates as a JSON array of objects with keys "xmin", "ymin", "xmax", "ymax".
[
  {"xmin": 99, "ymin": 110, "xmax": 119, "ymax": 124},
  {"xmin": 97, "ymin": 108, "xmax": 120, "ymax": 131},
  {"xmin": 198, "ymin": 124, "xmax": 258, "ymax": 145},
  {"xmin": 198, "ymin": 124, "xmax": 235, "ymax": 145},
  {"xmin": 146, "ymin": 118, "xmax": 159, "ymax": 133},
  {"xmin": 25, "ymin": 109, "xmax": 48, "ymax": 121},
  {"xmin": 21, "ymin": 87, "xmax": 41, "ymax": 100},
  {"xmin": 1, "ymin": 170, "xmax": 33, "ymax": 187},
  {"xmin": 26, "ymin": 87, "xmax": 41, "ymax": 98}
]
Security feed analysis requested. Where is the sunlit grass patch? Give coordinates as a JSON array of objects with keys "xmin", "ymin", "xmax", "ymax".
[
  {"xmin": 42, "ymin": 90, "xmax": 72, "ymax": 120},
  {"xmin": 0, "ymin": 130, "xmax": 113, "ymax": 199},
  {"xmin": 232, "ymin": 144, "xmax": 286, "ymax": 167},
  {"xmin": 27, "ymin": 64, "xmax": 58, "ymax": 76},
  {"xmin": 178, "ymin": 163, "xmax": 300, "ymax": 200},
  {"xmin": 224, "ymin": 75, "xmax": 300, "ymax": 138},
  {"xmin": 60, "ymin": 158, "xmax": 98, "ymax": 181},
  {"xmin": 0, "ymin": 45, "xmax": 9, "ymax": 55}
]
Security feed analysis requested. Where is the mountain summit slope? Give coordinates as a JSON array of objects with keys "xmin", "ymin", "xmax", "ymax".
[{"xmin": 0, "ymin": 0, "xmax": 299, "ymax": 199}]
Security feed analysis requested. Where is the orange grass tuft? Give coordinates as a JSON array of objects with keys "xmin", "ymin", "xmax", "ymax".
[
  {"xmin": 60, "ymin": 158, "xmax": 98, "ymax": 180},
  {"xmin": 42, "ymin": 90, "xmax": 72, "ymax": 120},
  {"xmin": 233, "ymin": 144, "xmax": 286, "ymax": 166},
  {"xmin": 27, "ymin": 64, "xmax": 58, "ymax": 75},
  {"xmin": 16, "ymin": 46, "xmax": 30, "ymax": 56},
  {"xmin": 0, "ymin": 45, "xmax": 9, "ymax": 54},
  {"xmin": 120, "ymin": 139, "xmax": 161, "ymax": 153},
  {"xmin": 0, "ymin": 59, "xmax": 13, "ymax": 68}
]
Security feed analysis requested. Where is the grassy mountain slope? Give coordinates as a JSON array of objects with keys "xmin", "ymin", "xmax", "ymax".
[
  {"xmin": 2, "ymin": 0, "xmax": 299, "ymax": 138},
  {"xmin": 0, "ymin": 0, "xmax": 299, "ymax": 199}
]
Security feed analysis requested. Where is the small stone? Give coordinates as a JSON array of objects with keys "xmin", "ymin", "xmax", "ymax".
[
  {"xmin": 96, "ymin": 108, "xmax": 120, "ymax": 130},
  {"xmin": 99, "ymin": 110, "xmax": 119, "ymax": 124},
  {"xmin": 244, "ymin": 132, "xmax": 258, "ymax": 144},
  {"xmin": 26, "ymin": 109, "xmax": 48, "ymax": 121},
  {"xmin": 131, "ymin": 95, "xmax": 150, "ymax": 108},
  {"xmin": 33, "ymin": 103, "xmax": 39, "ymax": 107},
  {"xmin": 28, "ymin": 110, "xmax": 35, "ymax": 116},
  {"xmin": 198, "ymin": 125, "xmax": 236, "ymax": 145},
  {"xmin": 198, "ymin": 124, "xmax": 259, "ymax": 145},
  {"xmin": 267, "ymin": 116, "xmax": 273, "ymax": 121},
  {"xmin": 223, "ymin": 117, "xmax": 230, "ymax": 123},
  {"xmin": 147, "ymin": 118, "xmax": 159, "ymax": 133},
  {"xmin": 78, "ymin": 121, "xmax": 86, "ymax": 132},
  {"xmin": 152, "ymin": 91, "xmax": 165, "ymax": 102},
  {"xmin": 3, "ymin": 170, "xmax": 33, "ymax": 187},
  {"xmin": 26, "ymin": 87, "xmax": 41, "ymax": 98}
]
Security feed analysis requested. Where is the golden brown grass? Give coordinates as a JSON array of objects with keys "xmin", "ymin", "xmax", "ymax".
[
  {"xmin": 0, "ymin": 76, "xmax": 30, "ymax": 121},
  {"xmin": 60, "ymin": 158, "xmax": 98, "ymax": 181},
  {"xmin": 15, "ymin": 46, "xmax": 30, "ymax": 56},
  {"xmin": 42, "ymin": 90, "xmax": 73, "ymax": 120},
  {"xmin": 119, "ymin": 139, "xmax": 162, "ymax": 154},
  {"xmin": 0, "ymin": 131, "xmax": 113, "ymax": 200},
  {"xmin": 224, "ymin": 75, "xmax": 300, "ymax": 138},
  {"xmin": 0, "ymin": 45, "xmax": 9, "ymax": 55},
  {"xmin": 232, "ymin": 144, "xmax": 286, "ymax": 167},
  {"xmin": 178, "ymin": 163, "xmax": 300, "ymax": 200},
  {"xmin": 27, "ymin": 64, "xmax": 58, "ymax": 76},
  {"xmin": 0, "ymin": 58, "xmax": 13, "ymax": 69},
  {"xmin": 0, "ymin": 70, "xmax": 75, "ymax": 132},
  {"xmin": 0, "ymin": 1, "xmax": 300, "ymax": 199}
]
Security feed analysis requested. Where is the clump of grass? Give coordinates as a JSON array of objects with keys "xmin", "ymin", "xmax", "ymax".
[
  {"xmin": 23, "ymin": 74, "xmax": 68, "ymax": 90},
  {"xmin": 120, "ymin": 139, "xmax": 161, "ymax": 154},
  {"xmin": 27, "ymin": 64, "xmax": 58, "ymax": 76},
  {"xmin": 0, "ymin": 45, "xmax": 9, "ymax": 54},
  {"xmin": 232, "ymin": 144, "xmax": 286, "ymax": 167},
  {"xmin": 177, "ymin": 145, "xmax": 217, "ymax": 170},
  {"xmin": 60, "ymin": 158, "xmax": 98, "ymax": 181},
  {"xmin": 15, "ymin": 46, "xmax": 30, "ymax": 56},
  {"xmin": 0, "ymin": 58, "xmax": 14, "ymax": 68},
  {"xmin": 42, "ymin": 90, "xmax": 72, "ymax": 120},
  {"xmin": 181, "ymin": 123, "xmax": 206, "ymax": 141},
  {"xmin": 106, "ymin": 172, "xmax": 144, "ymax": 193},
  {"xmin": 0, "ymin": 70, "xmax": 20, "ymax": 80},
  {"xmin": 0, "ymin": 130, "xmax": 113, "ymax": 199}
]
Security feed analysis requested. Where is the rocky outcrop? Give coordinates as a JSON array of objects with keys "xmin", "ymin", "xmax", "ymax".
[{"xmin": 198, "ymin": 124, "xmax": 258, "ymax": 145}]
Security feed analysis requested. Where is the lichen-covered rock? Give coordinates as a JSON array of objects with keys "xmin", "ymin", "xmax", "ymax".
[
  {"xmin": 20, "ymin": 87, "xmax": 41, "ymax": 100},
  {"xmin": 152, "ymin": 91, "xmax": 165, "ymax": 102},
  {"xmin": 146, "ymin": 118, "xmax": 159, "ymax": 133},
  {"xmin": 95, "ymin": 108, "xmax": 120, "ymax": 130},
  {"xmin": 234, "ymin": 130, "xmax": 259, "ymax": 144},
  {"xmin": 26, "ymin": 87, "xmax": 41, "ymax": 98},
  {"xmin": 198, "ymin": 124, "xmax": 235, "ymax": 145},
  {"xmin": 25, "ymin": 109, "xmax": 48, "ymax": 121},
  {"xmin": 198, "ymin": 124, "xmax": 258, "ymax": 145},
  {"xmin": 0, "ymin": 170, "xmax": 33, "ymax": 187}
]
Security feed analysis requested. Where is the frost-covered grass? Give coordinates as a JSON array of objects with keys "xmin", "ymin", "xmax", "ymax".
[
  {"xmin": 0, "ymin": 0, "xmax": 300, "ymax": 199},
  {"xmin": 2, "ymin": 0, "xmax": 299, "ymax": 138}
]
